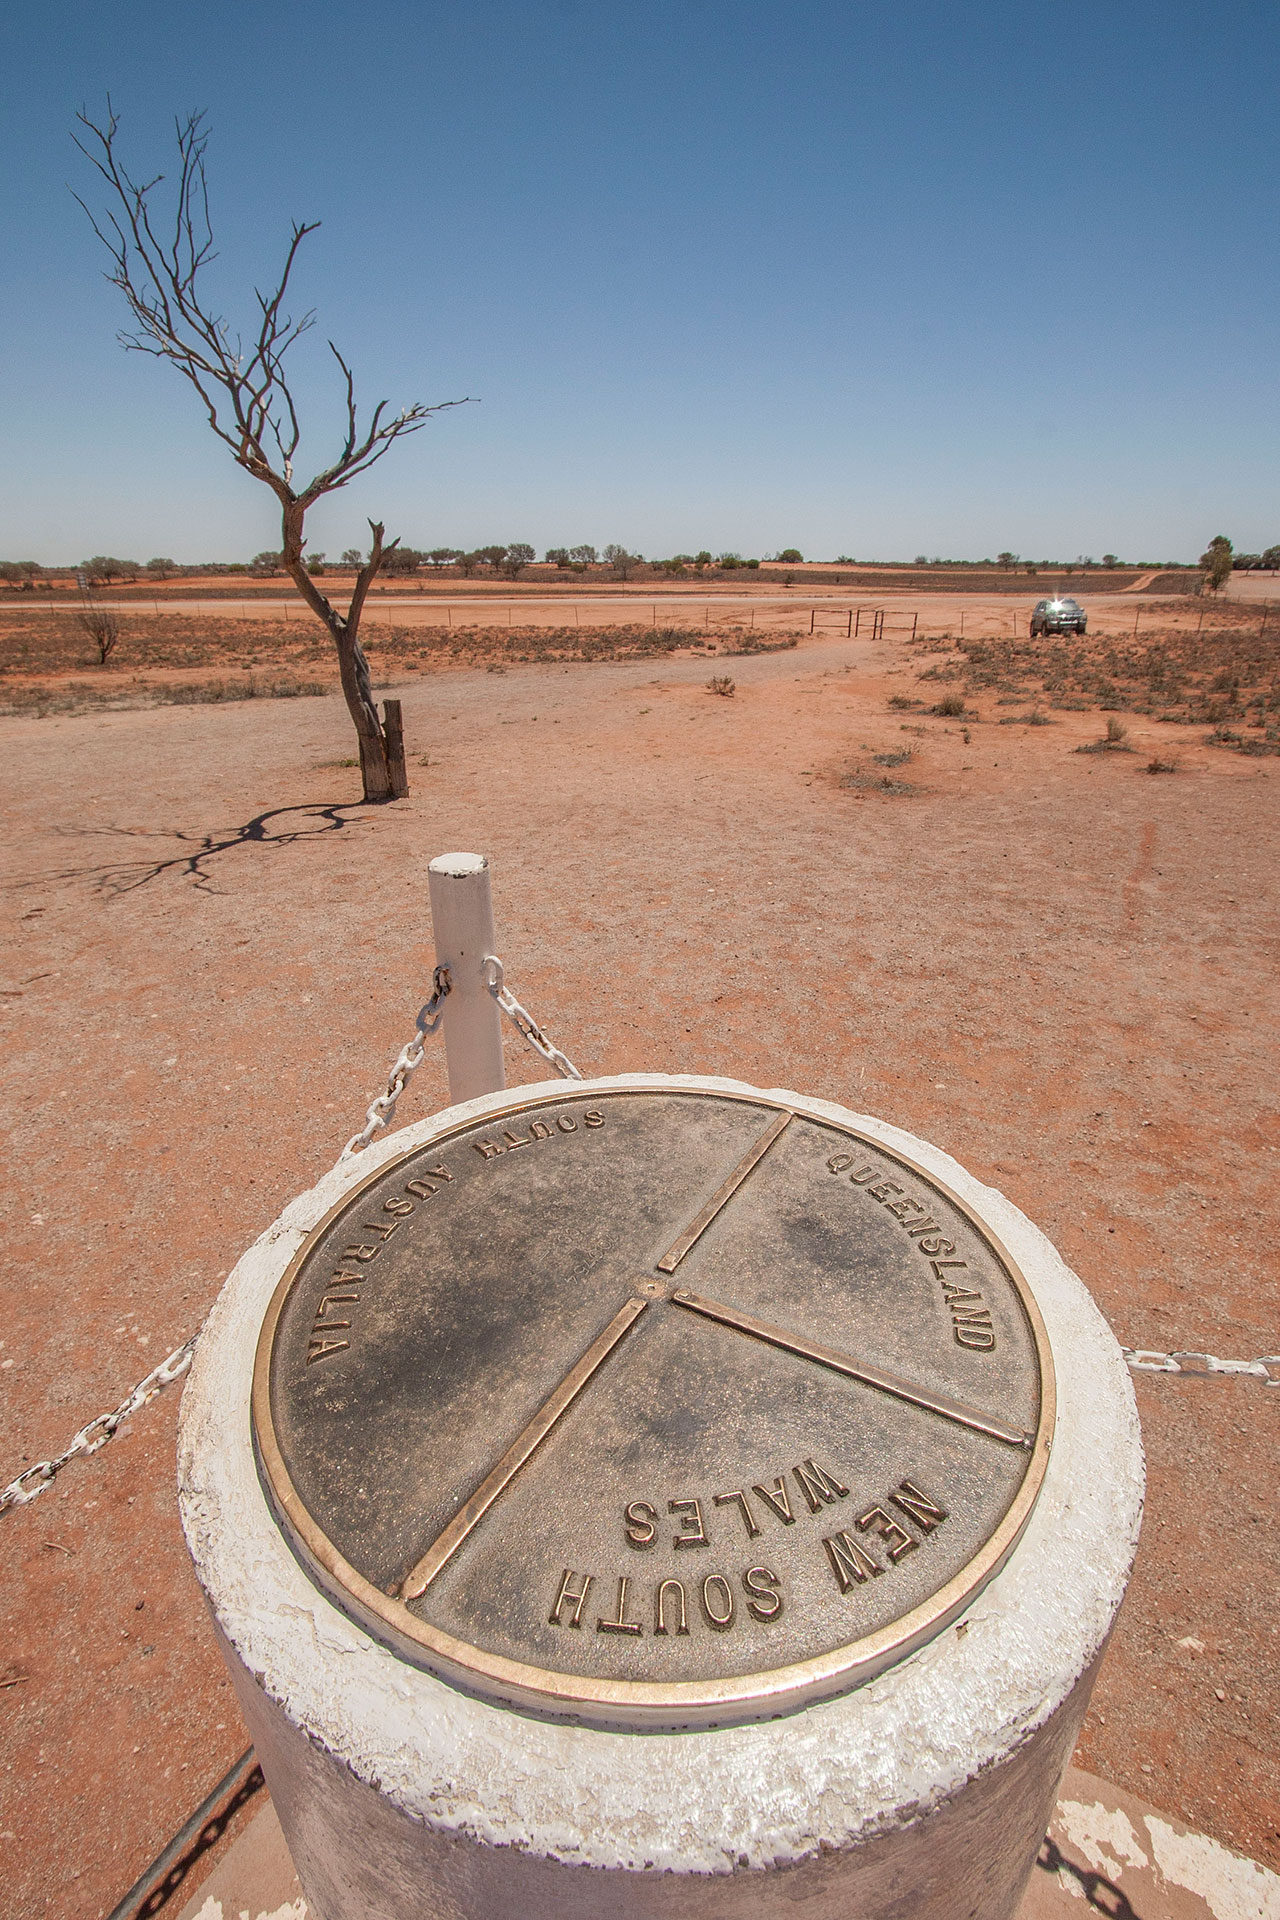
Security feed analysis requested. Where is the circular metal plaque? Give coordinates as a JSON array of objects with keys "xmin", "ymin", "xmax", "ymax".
[{"xmin": 253, "ymin": 1083, "xmax": 1054, "ymax": 1731}]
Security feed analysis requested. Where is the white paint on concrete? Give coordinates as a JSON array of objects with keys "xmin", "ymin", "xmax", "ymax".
[
  {"xmin": 179, "ymin": 1073, "xmax": 1144, "ymax": 1888},
  {"xmin": 1056, "ymin": 1799, "xmax": 1150, "ymax": 1878},
  {"xmin": 1146, "ymin": 1817, "xmax": 1280, "ymax": 1920}
]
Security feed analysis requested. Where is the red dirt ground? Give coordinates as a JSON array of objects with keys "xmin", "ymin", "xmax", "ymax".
[{"xmin": 0, "ymin": 619, "xmax": 1276, "ymax": 1919}]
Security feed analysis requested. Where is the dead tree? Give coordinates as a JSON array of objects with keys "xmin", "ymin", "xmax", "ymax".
[{"xmin": 74, "ymin": 105, "xmax": 469, "ymax": 801}]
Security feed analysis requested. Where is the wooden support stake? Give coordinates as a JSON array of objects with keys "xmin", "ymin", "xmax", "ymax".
[{"xmin": 382, "ymin": 700, "xmax": 408, "ymax": 800}]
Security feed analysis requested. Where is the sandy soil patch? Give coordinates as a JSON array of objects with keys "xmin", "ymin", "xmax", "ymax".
[{"xmin": 0, "ymin": 625, "xmax": 1276, "ymax": 1918}]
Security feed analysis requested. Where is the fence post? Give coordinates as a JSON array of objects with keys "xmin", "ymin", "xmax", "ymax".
[
  {"xmin": 810, "ymin": 609, "xmax": 815, "ymax": 634},
  {"xmin": 382, "ymin": 700, "xmax": 408, "ymax": 799},
  {"xmin": 427, "ymin": 853, "xmax": 506, "ymax": 1104}
]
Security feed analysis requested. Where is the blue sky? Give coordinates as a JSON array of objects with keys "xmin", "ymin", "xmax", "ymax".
[{"xmin": 2, "ymin": 0, "xmax": 1276, "ymax": 564}]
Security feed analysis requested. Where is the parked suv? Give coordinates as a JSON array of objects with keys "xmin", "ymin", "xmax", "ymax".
[{"xmin": 1030, "ymin": 597, "xmax": 1086, "ymax": 636}]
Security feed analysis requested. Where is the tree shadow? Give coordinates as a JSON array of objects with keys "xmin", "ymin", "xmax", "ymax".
[
  {"xmin": 20, "ymin": 801, "xmax": 368, "ymax": 897},
  {"xmin": 1036, "ymin": 1835, "xmax": 1146, "ymax": 1917}
]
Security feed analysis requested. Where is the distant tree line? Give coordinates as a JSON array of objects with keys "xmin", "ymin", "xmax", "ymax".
[
  {"xmin": 8, "ymin": 546, "xmax": 1276, "ymax": 593},
  {"xmin": 1198, "ymin": 534, "xmax": 1280, "ymax": 593},
  {"xmin": 1228, "ymin": 545, "xmax": 1280, "ymax": 571},
  {"xmin": 0, "ymin": 561, "xmax": 49, "ymax": 589},
  {"xmin": 266, "ymin": 545, "xmax": 798, "ymax": 578},
  {"xmin": 0, "ymin": 556, "xmax": 182, "ymax": 587},
  {"xmin": 248, "ymin": 544, "xmax": 772, "ymax": 579}
]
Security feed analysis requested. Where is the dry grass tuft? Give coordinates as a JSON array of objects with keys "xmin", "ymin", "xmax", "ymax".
[
  {"xmin": 1204, "ymin": 725, "xmax": 1280, "ymax": 756},
  {"xmin": 838, "ymin": 760, "xmax": 920, "ymax": 796},
  {"xmin": 1077, "ymin": 716, "xmax": 1135, "ymax": 755}
]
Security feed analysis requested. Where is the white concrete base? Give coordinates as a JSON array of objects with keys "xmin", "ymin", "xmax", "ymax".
[
  {"xmin": 178, "ymin": 1769, "xmax": 1280, "ymax": 1920},
  {"xmin": 178, "ymin": 1075, "xmax": 1145, "ymax": 1920}
]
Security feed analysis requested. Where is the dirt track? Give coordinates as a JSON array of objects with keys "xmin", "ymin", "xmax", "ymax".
[
  {"xmin": 2, "ymin": 582, "xmax": 1231, "ymax": 635},
  {"xmin": 1, "ymin": 626, "xmax": 1277, "ymax": 1918}
]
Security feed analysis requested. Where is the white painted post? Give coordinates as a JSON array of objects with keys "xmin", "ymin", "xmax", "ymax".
[{"xmin": 427, "ymin": 852, "xmax": 505, "ymax": 1104}]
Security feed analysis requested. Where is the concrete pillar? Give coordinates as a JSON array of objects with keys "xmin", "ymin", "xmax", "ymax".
[{"xmin": 179, "ymin": 1074, "xmax": 1143, "ymax": 1920}]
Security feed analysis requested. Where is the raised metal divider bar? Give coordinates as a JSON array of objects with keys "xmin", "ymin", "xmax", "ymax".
[{"xmin": 670, "ymin": 1289, "xmax": 1034, "ymax": 1448}]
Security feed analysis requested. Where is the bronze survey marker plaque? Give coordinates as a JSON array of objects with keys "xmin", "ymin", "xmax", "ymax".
[{"xmin": 253, "ymin": 1083, "xmax": 1054, "ymax": 1731}]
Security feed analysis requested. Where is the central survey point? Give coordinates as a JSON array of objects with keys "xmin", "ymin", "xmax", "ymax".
[{"xmin": 253, "ymin": 1084, "xmax": 1053, "ymax": 1730}]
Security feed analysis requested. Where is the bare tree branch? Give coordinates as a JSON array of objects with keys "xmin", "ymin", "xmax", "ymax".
[{"xmin": 347, "ymin": 520, "xmax": 391, "ymax": 635}]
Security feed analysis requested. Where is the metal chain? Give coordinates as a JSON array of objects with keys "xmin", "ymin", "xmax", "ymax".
[
  {"xmin": 342, "ymin": 966, "xmax": 452, "ymax": 1156},
  {"xmin": 5, "ymin": 1330, "xmax": 1272, "ymax": 1524},
  {"xmin": 0, "ymin": 957, "xmax": 582, "ymax": 1517},
  {"xmin": 0, "ymin": 1331, "xmax": 201, "ymax": 1516},
  {"xmin": 1123, "ymin": 1347, "xmax": 1280, "ymax": 1387},
  {"xmin": 482, "ymin": 955, "xmax": 584, "ymax": 1081},
  {"xmin": 11, "ymin": 958, "xmax": 1270, "ymax": 1523}
]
